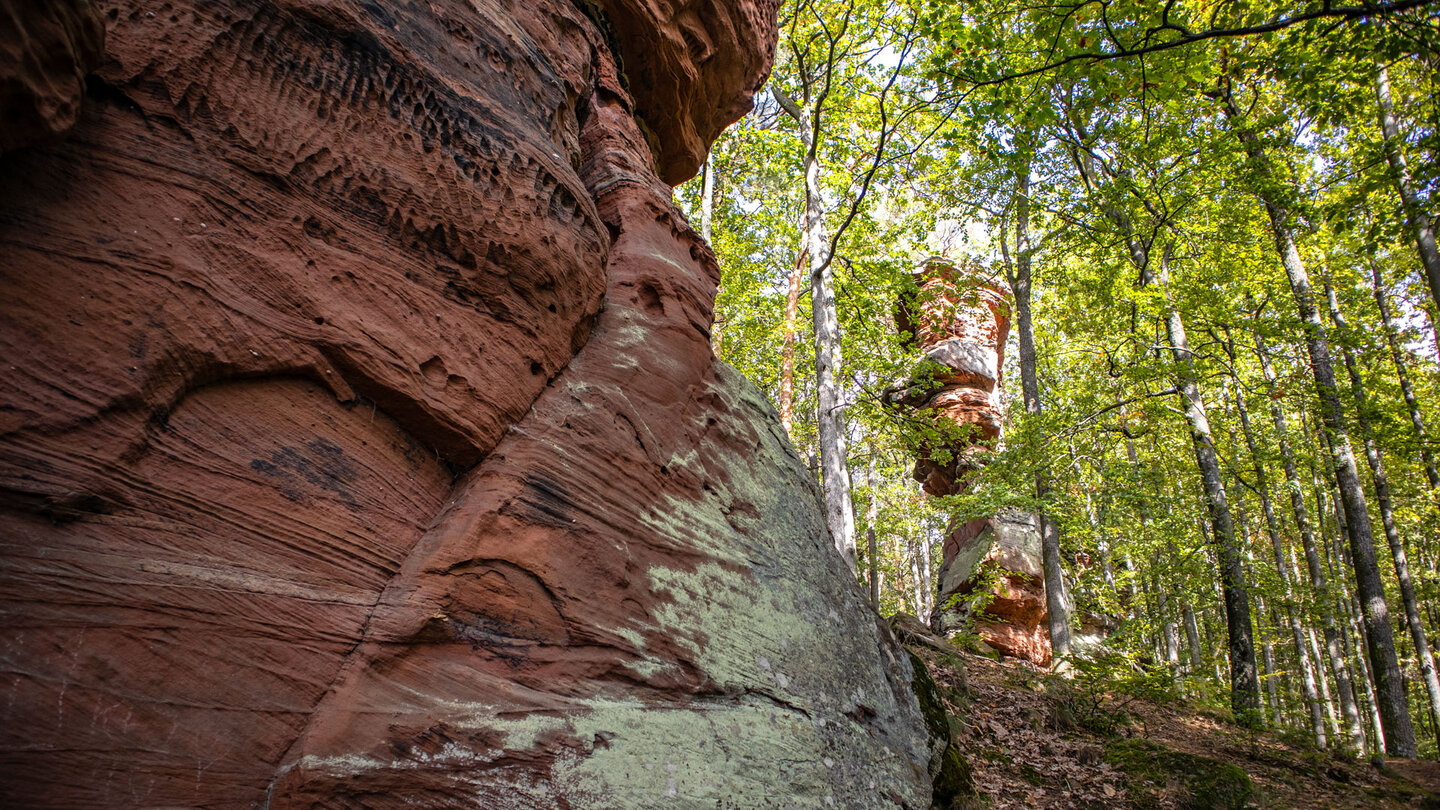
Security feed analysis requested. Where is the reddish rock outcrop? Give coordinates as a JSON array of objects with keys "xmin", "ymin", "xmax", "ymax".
[
  {"xmin": 895, "ymin": 259, "xmax": 1011, "ymax": 498},
  {"xmin": 0, "ymin": 1, "xmax": 933, "ymax": 807},
  {"xmin": 933, "ymin": 512, "xmax": 1052, "ymax": 667},
  {"xmin": 893, "ymin": 260, "xmax": 1051, "ymax": 666},
  {"xmin": 0, "ymin": 0, "xmax": 104, "ymax": 152}
]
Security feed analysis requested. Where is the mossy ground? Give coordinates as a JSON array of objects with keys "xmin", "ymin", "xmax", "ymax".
[{"xmin": 1102, "ymin": 738, "xmax": 1251, "ymax": 809}]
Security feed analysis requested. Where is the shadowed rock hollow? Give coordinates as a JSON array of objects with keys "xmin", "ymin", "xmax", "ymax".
[{"xmin": 0, "ymin": 0, "xmax": 935, "ymax": 806}]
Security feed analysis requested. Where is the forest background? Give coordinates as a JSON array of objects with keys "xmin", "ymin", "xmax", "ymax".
[{"xmin": 672, "ymin": 0, "xmax": 1440, "ymax": 760}]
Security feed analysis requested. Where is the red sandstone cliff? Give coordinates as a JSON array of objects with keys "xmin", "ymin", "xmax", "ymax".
[{"xmin": 0, "ymin": 1, "xmax": 937, "ymax": 806}]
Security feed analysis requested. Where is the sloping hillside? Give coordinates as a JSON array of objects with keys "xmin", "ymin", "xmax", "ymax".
[{"xmin": 899, "ymin": 618, "xmax": 1440, "ymax": 809}]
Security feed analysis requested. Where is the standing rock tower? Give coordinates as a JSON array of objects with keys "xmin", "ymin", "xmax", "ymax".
[{"xmin": 894, "ymin": 259, "xmax": 1052, "ymax": 666}]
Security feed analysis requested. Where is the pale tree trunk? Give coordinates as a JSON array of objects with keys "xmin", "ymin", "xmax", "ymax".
[
  {"xmin": 918, "ymin": 530, "xmax": 933, "ymax": 617},
  {"xmin": 778, "ymin": 250, "xmax": 806, "ymax": 436},
  {"xmin": 1158, "ymin": 587, "xmax": 1181, "ymax": 669},
  {"xmin": 1224, "ymin": 360, "xmax": 1328, "ymax": 746},
  {"xmin": 1256, "ymin": 335, "xmax": 1366, "ymax": 750},
  {"xmin": 699, "ymin": 152, "xmax": 715, "ymax": 244},
  {"xmin": 1257, "ymin": 594, "xmax": 1282, "ymax": 726},
  {"xmin": 1152, "ymin": 244, "xmax": 1261, "ymax": 722},
  {"xmin": 1375, "ymin": 63, "xmax": 1440, "ymax": 316},
  {"xmin": 910, "ymin": 538, "xmax": 925, "ymax": 616},
  {"xmin": 1309, "ymin": 626, "xmax": 1343, "ymax": 739},
  {"xmin": 1005, "ymin": 170, "xmax": 1073, "ymax": 671},
  {"xmin": 1224, "ymin": 94, "xmax": 1416, "ymax": 756},
  {"xmin": 1183, "ymin": 605, "xmax": 1204, "ymax": 675},
  {"xmin": 1325, "ymin": 283, "xmax": 1440, "ymax": 737},
  {"xmin": 868, "ymin": 526, "xmax": 879, "ymax": 609},
  {"xmin": 866, "ymin": 455, "xmax": 880, "ymax": 610},
  {"xmin": 1071, "ymin": 130, "xmax": 1252, "ymax": 695},
  {"xmin": 1367, "ymin": 257, "xmax": 1440, "ymax": 490},
  {"xmin": 774, "ymin": 86, "xmax": 857, "ymax": 571}
]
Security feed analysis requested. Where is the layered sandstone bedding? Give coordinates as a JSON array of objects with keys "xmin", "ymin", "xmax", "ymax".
[{"xmin": 0, "ymin": 1, "xmax": 936, "ymax": 806}]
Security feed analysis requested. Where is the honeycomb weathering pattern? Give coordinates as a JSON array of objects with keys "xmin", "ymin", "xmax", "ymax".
[{"xmin": 0, "ymin": 0, "xmax": 933, "ymax": 806}]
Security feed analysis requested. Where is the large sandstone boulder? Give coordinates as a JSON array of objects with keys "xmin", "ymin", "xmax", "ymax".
[
  {"xmin": 0, "ymin": 1, "xmax": 933, "ymax": 806},
  {"xmin": 893, "ymin": 259, "xmax": 1010, "ymax": 498},
  {"xmin": 890, "ymin": 260, "xmax": 1051, "ymax": 667},
  {"xmin": 932, "ymin": 512, "xmax": 1052, "ymax": 667}
]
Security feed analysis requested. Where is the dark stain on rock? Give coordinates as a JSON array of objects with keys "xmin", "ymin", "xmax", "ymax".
[{"xmin": 249, "ymin": 437, "xmax": 360, "ymax": 508}]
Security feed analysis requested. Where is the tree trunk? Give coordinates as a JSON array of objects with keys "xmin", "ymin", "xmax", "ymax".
[
  {"xmin": 866, "ymin": 455, "xmax": 880, "ymax": 610},
  {"xmin": 910, "ymin": 538, "xmax": 926, "ymax": 616},
  {"xmin": 1375, "ymin": 63, "xmax": 1440, "ymax": 317},
  {"xmin": 699, "ymin": 152, "xmax": 715, "ymax": 244},
  {"xmin": 1367, "ymin": 257, "xmax": 1440, "ymax": 491},
  {"xmin": 1258, "ymin": 594, "xmax": 1283, "ymax": 726},
  {"xmin": 778, "ymin": 250, "xmax": 806, "ymax": 436},
  {"xmin": 1325, "ymin": 282, "xmax": 1440, "ymax": 737},
  {"xmin": 868, "ymin": 526, "xmax": 879, "ymax": 609},
  {"xmin": 1183, "ymin": 604, "xmax": 1205, "ymax": 675},
  {"xmin": 1319, "ymin": 428, "xmax": 1384, "ymax": 755},
  {"xmin": 775, "ymin": 86, "xmax": 857, "ymax": 571},
  {"xmin": 1006, "ymin": 170, "xmax": 1073, "ymax": 670},
  {"xmin": 1309, "ymin": 626, "xmax": 1343, "ymax": 739},
  {"xmin": 1256, "ymin": 334, "xmax": 1366, "ymax": 751},
  {"xmin": 1226, "ymin": 361, "xmax": 1328, "ymax": 746},
  {"xmin": 1153, "ymin": 244, "xmax": 1260, "ymax": 723},
  {"xmin": 1223, "ymin": 95, "xmax": 1416, "ymax": 756}
]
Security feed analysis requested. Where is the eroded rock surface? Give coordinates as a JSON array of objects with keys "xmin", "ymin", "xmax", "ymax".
[
  {"xmin": 0, "ymin": 0, "xmax": 932, "ymax": 806},
  {"xmin": 894, "ymin": 259, "xmax": 1011, "ymax": 498}
]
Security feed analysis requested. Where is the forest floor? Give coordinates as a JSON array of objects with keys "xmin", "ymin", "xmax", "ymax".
[{"xmin": 906, "ymin": 634, "xmax": 1440, "ymax": 809}]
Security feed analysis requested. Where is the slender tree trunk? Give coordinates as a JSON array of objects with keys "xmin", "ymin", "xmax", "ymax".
[
  {"xmin": 1257, "ymin": 335, "xmax": 1366, "ymax": 750},
  {"xmin": 867, "ymin": 456, "xmax": 880, "ymax": 610},
  {"xmin": 910, "ymin": 537, "xmax": 925, "ymax": 616},
  {"xmin": 775, "ymin": 87, "xmax": 857, "ymax": 571},
  {"xmin": 1183, "ymin": 604, "xmax": 1205, "ymax": 675},
  {"xmin": 1005, "ymin": 170, "xmax": 1073, "ymax": 670},
  {"xmin": 1309, "ymin": 626, "xmax": 1343, "ymax": 739},
  {"xmin": 1225, "ymin": 359, "xmax": 1328, "ymax": 746},
  {"xmin": 1349, "ymin": 594, "xmax": 1388, "ymax": 755},
  {"xmin": 868, "ymin": 526, "xmax": 880, "ymax": 609},
  {"xmin": 1375, "ymin": 63, "xmax": 1440, "ymax": 317},
  {"xmin": 1152, "ymin": 245, "xmax": 1260, "ymax": 722},
  {"xmin": 1258, "ymin": 594, "xmax": 1283, "ymax": 726},
  {"xmin": 778, "ymin": 250, "xmax": 806, "ymax": 436},
  {"xmin": 1159, "ymin": 587, "xmax": 1181, "ymax": 669},
  {"xmin": 917, "ymin": 527, "xmax": 934, "ymax": 618},
  {"xmin": 1325, "ymin": 283, "xmax": 1440, "ymax": 737},
  {"xmin": 1368, "ymin": 257, "xmax": 1440, "ymax": 490},
  {"xmin": 699, "ymin": 152, "xmax": 715, "ymax": 244},
  {"xmin": 1224, "ymin": 95, "xmax": 1416, "ymax": 756}
]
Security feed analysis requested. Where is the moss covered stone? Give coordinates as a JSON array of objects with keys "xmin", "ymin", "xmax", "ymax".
[
  {"xmin": 1104, "ymin": 738, "xmax": 1252, "ymax": 810},
  {"xmin": 905, "ymin": 650, "xmax": 974, "ymax": 808}
]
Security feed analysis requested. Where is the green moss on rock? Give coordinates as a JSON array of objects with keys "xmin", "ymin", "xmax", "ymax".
[{"xmin": 904, "ymin": 650, "xmax": 974, "ymax": 808}]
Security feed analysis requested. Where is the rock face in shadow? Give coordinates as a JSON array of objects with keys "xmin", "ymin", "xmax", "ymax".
[
  {"xmin": 0, "ymin": 1, "xmax": 932, "ymax": 807},
  {"xmin": 892, "ymin": 259, "xmax": 1051, "ymax": 667},
  {"xmin": 0, "ymin": 0, "xmax": 105, "ymax": 152}
]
